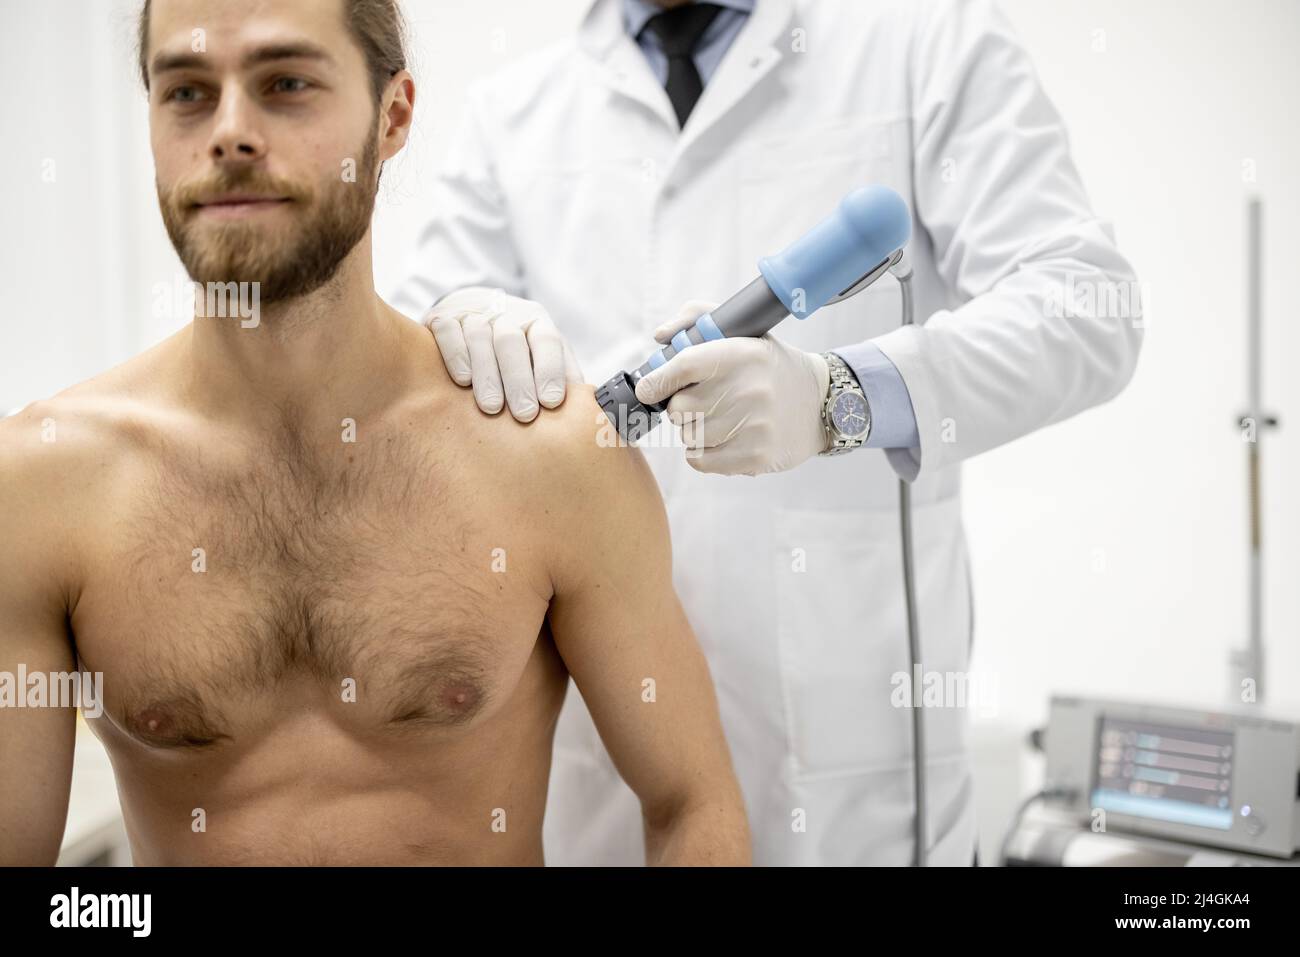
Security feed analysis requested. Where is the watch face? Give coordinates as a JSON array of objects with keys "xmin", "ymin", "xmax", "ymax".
[{"xmin": 831, "ymin": 392, "xmax": 869, "ymax": 438}]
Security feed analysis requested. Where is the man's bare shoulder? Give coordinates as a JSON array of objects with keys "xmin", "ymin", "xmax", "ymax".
[
  {"xmin": 412, "ymin": 322, "xmax": 654, "ymax": 503},
  {"xmin": 518, "ymin": 385, "xmax": 658, "ymax": 502},
  {"xmin": 505, "ymin": 386, "xmax": 669, "ymax": 593},
  {"xmin": 0, "ymin": 338, "xmax": 186, "ymax": 540}
]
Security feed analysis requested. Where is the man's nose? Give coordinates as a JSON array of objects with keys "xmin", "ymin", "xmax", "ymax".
[{"xmin": 206, "ymin": 88, "xmax": 267, "ymax": 166}]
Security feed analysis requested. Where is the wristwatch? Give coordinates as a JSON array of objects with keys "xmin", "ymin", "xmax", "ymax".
[{"xmin": 819, "ymin": 352, "xmax": 871, "ymax": 456}]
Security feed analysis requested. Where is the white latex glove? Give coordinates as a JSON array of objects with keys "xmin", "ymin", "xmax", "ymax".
[
  {"xmin": 634, "ymin": 300, "xmax": 832, "ymax": 476},
  {"xmin": 422, "ymin": 287, "xmax": 584, "ymax": 422}
]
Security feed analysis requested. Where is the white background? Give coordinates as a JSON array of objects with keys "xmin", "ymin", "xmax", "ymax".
[{"xmin": 2, "ymin": 0, "xmax": 1297, "ymax": 859}]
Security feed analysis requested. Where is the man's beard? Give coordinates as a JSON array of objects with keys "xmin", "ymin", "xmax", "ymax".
[{"xmin": 157, "ymin": 133, "xmax": 379, "ymax": 306}]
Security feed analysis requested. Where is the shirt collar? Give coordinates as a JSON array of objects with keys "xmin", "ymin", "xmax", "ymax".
[{"xmin": 622, "ymin": 0, "xmax": 756, "ymax": 40}]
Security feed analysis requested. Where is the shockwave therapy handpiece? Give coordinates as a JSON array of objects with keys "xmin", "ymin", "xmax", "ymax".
[{"xmin": 595, "ymin": 184, "xmax": 913, "ymax": 442}]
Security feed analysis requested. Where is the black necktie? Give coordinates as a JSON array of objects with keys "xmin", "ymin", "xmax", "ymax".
[{"xmin": 642, "ymin": 3, "xmax": 724, "ymax": 128}]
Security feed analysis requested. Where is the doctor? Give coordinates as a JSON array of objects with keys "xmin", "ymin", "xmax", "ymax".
[{"xmin": 391, "ymin": 0, "xmax": 1142, "ymax": 865}]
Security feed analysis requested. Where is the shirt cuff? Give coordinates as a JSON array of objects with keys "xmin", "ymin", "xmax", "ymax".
[{"xmin": 830, "ymin": 341, "xmax": 920, "ymax": 450}]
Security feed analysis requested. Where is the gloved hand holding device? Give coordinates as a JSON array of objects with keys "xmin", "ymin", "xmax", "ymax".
[
  {"xmin": 596, "ymin": 185, "xmax": 912, "ymax": 475},
  {"xmin": 633, "ymin": 298, "xmax": 832, "ymax": 476}
]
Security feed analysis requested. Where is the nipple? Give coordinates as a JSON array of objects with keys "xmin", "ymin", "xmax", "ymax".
[
  {"xmin": 443, "ymin": 682, "xmax": 480, "ymax": 714},
  {"xmin": 135, "ymin": 707, "xmax": 174, "ymax": 737}
]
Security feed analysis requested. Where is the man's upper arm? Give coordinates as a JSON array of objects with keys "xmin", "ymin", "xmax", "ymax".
[
  {"xmin": 0, "ymin": 408, "xmax": 79, "ymax": 864},
  {"xmin": 537, "ymin": 392, "xmax": 744, "ymax": 826}
]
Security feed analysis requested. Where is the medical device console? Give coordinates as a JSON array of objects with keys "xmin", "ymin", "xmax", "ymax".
[{"xmin": 1044, "ymin": 696, "xmax": 1300, "ymax": 859}]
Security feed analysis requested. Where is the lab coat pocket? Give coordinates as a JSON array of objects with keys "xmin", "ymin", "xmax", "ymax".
[
  {"xmin": 736, "ymin": 116, "xmax": 908, "ymax": 243},
  {"xmin": 506, "ymin": 157, "xmax": 650, "ymax": 355},
  {"xmin": 736, "ymin": 116, "xmax": 913, "ymax": 354},
  {"xmin": 773, "ymin": 495, "xmax": 970, "ymax": 780}
]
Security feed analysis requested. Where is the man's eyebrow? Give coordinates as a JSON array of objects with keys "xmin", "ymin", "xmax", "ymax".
[
  {"xmin": 150, "ymin": 51, "xmax": 208, "ymax": 76},
  {"xmin": 150, "ymin": 42, "xmax": 335, "ymax": 77},
  {"xmin": 241, "ymin": 42, "xmax": 335, "ymax": 69}
]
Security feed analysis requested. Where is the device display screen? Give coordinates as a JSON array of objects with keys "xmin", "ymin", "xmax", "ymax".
[{"xmin": 1090, "ymin": 716, "xmax": 1235, "ymax": 831}]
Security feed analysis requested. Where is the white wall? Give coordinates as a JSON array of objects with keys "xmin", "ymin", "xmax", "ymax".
[
  {"xmin": 2, "ymin": 0, "xmax": 1296, "ymax": 855},
  {"xmin": 963, "ymin": 0, "xmax": 1300, "ymax": 727}
]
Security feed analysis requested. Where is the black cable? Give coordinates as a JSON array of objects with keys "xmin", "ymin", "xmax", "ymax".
[{"xmin": 998, "ymin": 787, "xmax": 1077, "ymax": 866}]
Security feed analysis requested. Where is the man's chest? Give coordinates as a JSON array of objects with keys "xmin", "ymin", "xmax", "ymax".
[{"xmin": 71, "ymin": 435, "xmax": 554, "ymax": 748}]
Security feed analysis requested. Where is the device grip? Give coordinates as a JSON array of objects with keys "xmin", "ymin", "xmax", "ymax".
[{"xmin": 627, "ymin": 277, "xmax": 786, "ymax": 386}]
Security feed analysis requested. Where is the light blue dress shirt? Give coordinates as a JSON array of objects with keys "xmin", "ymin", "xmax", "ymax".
[{"xmin": 622, "ymin": 0, "xmax": 920, "ymax": 450}]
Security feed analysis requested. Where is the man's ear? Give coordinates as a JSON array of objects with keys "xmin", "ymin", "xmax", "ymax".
[{"xmin": 378, "ymin": 70, "xmax": 415, "ymax": 162}]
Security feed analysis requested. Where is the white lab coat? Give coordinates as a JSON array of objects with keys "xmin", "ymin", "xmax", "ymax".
[{"xmin": 391, "ymin": 0, "xmax": 1141, "ymax": 865}]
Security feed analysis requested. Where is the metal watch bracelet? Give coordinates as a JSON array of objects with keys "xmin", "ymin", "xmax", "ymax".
[{"xmin": 820, "ymin": 352, "xmax": 870, "ymax": 456}]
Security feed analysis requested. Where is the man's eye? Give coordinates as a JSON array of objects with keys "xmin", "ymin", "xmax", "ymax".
[
  {"xmin": 270, "ymin": 77, "xmax": 310, "ymax": 94},
  {"xmin": 166, "ymin": 86, "xmax": 206, "ymax": 104}
]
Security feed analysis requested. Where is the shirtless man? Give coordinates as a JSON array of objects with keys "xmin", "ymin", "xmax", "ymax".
[{"xmin": 0, "ymin": 0, "xmax": 749, "ymax": 866}]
